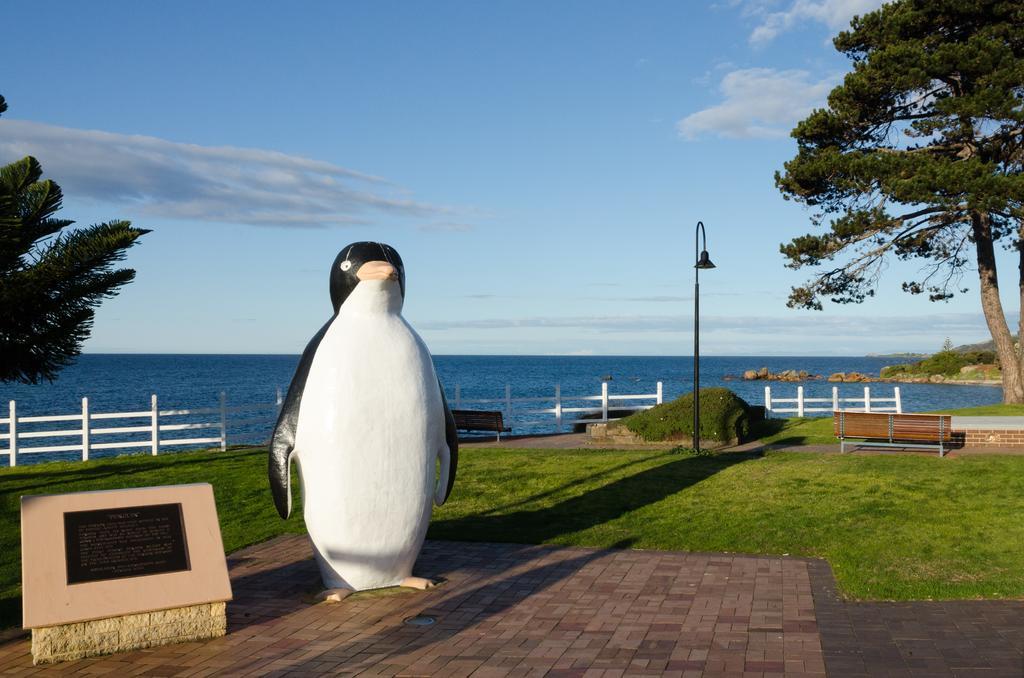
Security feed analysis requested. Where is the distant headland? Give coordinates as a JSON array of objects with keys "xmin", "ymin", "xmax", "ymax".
[{"xmin": 738, "ymin": 337, "xmax": 1005, "ymax": 386}]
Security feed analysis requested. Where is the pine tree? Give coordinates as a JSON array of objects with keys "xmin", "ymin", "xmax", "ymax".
[
  {"xmin": 0, "ymin": 99, "xmax": 148, "ymax": 383},
  {"xmin": 777, "ymin": 0, "xmax": 1024, "ymax": 402}
]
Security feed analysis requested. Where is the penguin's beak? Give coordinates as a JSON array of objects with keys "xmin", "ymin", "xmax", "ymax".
[{"xmin": 356, "ymin": 260, "xmax": 398, "ymax": 281}]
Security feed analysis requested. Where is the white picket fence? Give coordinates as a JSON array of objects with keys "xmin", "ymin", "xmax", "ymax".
[
  {"xmin": 1, "ymin": 381, "xmax": 665, "ymax": 466},
  {"xmin": 452, "ymin": 381, "xmax": 664, "ymax": 432},
  {"xmin": 764, "ymin": 385, "xmax": 902, "ymax": 417},
  {"xmin": 1, "ymin": 392, "xmax": 281, "ymax": 467}
]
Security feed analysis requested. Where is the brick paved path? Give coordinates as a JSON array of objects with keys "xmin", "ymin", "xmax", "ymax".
[
  {"xmin": 0, "ymin": 537, "xmax": 823, "ymax": 676},
  {"xmin": 0, "ymin": 537, "xmax": 1021, "ymax": 676}
]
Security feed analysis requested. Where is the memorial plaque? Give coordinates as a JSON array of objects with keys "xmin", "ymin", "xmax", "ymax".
[
  {"xmin": 64, "ymin": 503, "xmax": 190, "ymax": 584},
  {"xmin": 22, "ymin": 483, "xmax": 232, "ymax": 631}
]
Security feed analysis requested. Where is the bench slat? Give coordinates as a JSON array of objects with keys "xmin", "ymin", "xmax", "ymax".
[{"xmin": 833, "ymin": 411, "xmax": 953, "ymax": 454}]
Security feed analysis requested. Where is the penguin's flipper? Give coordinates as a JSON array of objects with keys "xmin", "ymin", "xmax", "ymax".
[
  {"xmin": 269, "ymin": 319, "xmax": 332, "ymax": 519},
  {"xmin": 436, "ymin": 379, "xmax": 459, "ymax": 504}
]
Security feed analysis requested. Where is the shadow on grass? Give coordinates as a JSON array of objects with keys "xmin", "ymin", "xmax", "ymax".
[
  {"xmin": 750, "ymin": 419, "xmax": 822, "ymax": 447},
  {"xmin": 476, "ymin": 455, "xmax": 658, "ymax": 517},
  {"xmin": 0, "ymin": 448, "xmax": 258, "ymax": 495},
  {"xmin": 0, "ymin": 598, "xmax": 19, "ymax": 635},
  {"xmin": 430, "ymin": 451, "xmax": 757, "ymax": 546}
]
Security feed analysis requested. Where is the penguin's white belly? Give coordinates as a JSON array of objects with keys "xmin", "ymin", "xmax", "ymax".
[{"xmin": 294, "ymin": 306, "xmax": 442, "ymax": 591}]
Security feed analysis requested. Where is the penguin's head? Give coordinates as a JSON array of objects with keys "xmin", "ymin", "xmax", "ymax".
[{"xmin": 329, "ymin": 241, "xmax": 406, "ymax": 312}]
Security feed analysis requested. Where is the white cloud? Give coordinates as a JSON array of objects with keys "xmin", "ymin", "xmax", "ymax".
[
  {"xmin": 417, "ymin": 307, "xmax": 1009, "ymax": 355},
  {"xmin": 0, "ymin": 119, "xmax": 470, "ymax": 228},
  {"xmin": 419, "ymin": 312, "xmax": 998, "ymax": 338},
  {"xmin": 748, "ymin": 0, "xmax": 886, "ymax": 45},
  {"xmin": 677, "ymin": 68, "xmax": 836, "ymax": 140}
]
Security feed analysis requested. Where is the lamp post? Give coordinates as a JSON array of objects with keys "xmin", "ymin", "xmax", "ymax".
[{"xmin": 693, "ymin": 221, "xmax": 716, "ymax": 454}]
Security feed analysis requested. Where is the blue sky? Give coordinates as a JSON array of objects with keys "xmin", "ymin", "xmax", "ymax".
[{"xmin": 0, "ymin": 0, "xmax": 1014, "ymax": 355}]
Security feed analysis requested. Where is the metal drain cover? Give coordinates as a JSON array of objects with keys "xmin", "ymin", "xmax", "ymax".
[{"xmin": 403, "ymin": 614, "xmax": 436, "ymax": 627}]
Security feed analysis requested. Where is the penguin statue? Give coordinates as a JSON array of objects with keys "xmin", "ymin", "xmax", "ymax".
[{"xmin": 268, "ymin": 242, "xmax": 458, "ymax": 599}]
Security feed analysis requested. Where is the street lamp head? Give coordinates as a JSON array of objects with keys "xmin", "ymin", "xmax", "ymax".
[{"xmin": 694, "ymin": 221, "xmax": 716, "ymax": 270}]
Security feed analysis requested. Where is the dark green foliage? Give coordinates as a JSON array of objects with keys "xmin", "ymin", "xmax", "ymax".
[
  {"xmin": 622, "ymin": 387, "xmax": 752, "ymax": 444},
  {"xmin": 919, "ymin": 350, "xmax": 969, "ymax": 376},
  {"xmin": 880, "ymin": 363, "xmax": 910, "ymax": 377},
  {"xmin": 961, "ymin": 350, "xmax": 997, "ymax": 365},
  {"xmin": 777, "ymin": 0, "xmax": 1024, "ymax": 309},
  {"xmin": 0, "ymin": 154, "xmax": 148, "ymax": 383},
  {"xmin": 881, "ymin": 347, "xmax": 998, "ymax": 377}
]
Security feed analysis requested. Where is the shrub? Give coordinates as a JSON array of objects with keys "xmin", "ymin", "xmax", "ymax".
[
  {"xmin": 962, "ymin": 350, "xmax": 997, "ymax": 365},
  {"xmin": 621, "ymin": 387, "xmax": 751, "ymax": 444},
  {"xmin": 882, "ymin": 350, "xmax": 997, "ymax": 379},
  {"xmin": 919, "ymin": 350, "xmax": 967, "ymax": 377},
  {"xmin": 881, "ymin": 364, "xmax": 910, "ymax": 377}
]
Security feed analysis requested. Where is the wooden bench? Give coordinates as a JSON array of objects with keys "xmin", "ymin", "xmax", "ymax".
[
  {"xmin": 833, "ymin": 411, "xmax": 953, "ymax": 457},
  {"xmin": 452, "ymin": 409, "xmax": 511, "ymax": 441}
]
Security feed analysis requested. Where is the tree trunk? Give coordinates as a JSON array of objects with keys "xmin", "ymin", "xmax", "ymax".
[
  {"xmin": 1017, "ymin": 220, "xmax": 1024, "ymax": 396},
  {"xmin": 973, "ymin": 211, "xmax": 1024, "ymax": 403}
]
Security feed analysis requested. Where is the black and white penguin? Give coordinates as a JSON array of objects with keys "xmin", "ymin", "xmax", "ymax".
[{"xmin": 268, "ymin": 242, "xmax": 458, "ymax": 597}]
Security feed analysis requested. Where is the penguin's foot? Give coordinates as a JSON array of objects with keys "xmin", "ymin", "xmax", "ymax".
[
  {"xmin": 318, "ymin": 587, "xmax": 354, "ymax": 603},
  {"xmin": 400, "ymin": 576, "xmax": 437, "ymax": 590}
]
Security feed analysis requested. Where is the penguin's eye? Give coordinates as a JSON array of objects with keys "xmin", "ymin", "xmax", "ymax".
[{"xmin": 339, "ymin": 260, "xmax": 352, "ymax": 272}]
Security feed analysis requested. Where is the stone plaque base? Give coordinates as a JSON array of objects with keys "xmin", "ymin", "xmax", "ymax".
[{"xmin": 31, "ymin": 601, "xmax": 225, "ymax": 665}]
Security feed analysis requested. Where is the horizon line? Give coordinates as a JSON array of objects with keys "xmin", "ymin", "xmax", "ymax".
[{"xmin": 76, "ymin": 351, "xmax": 930, "ymax": 358}]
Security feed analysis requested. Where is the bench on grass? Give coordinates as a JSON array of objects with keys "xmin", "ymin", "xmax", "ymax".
[
  {"xmin": 833, "ymin": 411, "xmax": 953, "ymax": 457},
  {"xmin": 452, "ymin": 409, "xmax": 511, "ymax": 441}
]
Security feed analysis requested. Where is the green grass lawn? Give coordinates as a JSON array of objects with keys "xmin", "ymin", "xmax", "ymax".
[
  {"xmin": 753, "ymin": 416, "xmax": 835, "ymax": 445},
  {"xmin": 933, "ymin": 403, "xmax": 1024, "ymax": 416},
  {"xmin": 3, "ymin": 439, "xmax": 1024, "ymax": 630}
]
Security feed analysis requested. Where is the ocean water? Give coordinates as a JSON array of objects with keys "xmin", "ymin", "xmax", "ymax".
[{"xmin": 0, "ymin": 354, "xmax": 1002, "ymax": 465}]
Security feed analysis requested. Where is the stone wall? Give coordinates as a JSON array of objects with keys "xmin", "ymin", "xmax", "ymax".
[
  {"xmin": 31, "ymin": 601, "xmax": 226, "ymax": 665},
  {"xmin": 587, "ymin": 423, "xmax": 734, "ymax": 448}
]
